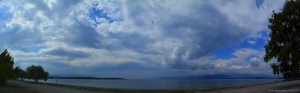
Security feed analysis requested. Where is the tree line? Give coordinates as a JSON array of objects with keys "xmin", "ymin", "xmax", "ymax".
[{"xmin": 0, "ymin": 49, "xmax": 49, "ymax": 85}]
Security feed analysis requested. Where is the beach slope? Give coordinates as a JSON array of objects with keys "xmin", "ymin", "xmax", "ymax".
[{"xmin": 208, "ymin": 80, "xmax": 300, "ymax": 93}]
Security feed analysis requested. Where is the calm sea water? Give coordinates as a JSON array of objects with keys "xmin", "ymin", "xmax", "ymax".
[{"xmin": 35, "ymin": 79, "xmax": 280, "ymax": 89}]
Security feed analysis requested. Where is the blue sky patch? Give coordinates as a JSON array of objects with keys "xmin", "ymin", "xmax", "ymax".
[
  {"xmin": 214, "ymin": 30, "xmax": 268, "ymax": 59},
  {"xmin": 89, "ymin": 3, "xmax": 117, "ymax": 25},
  {"xmin": 256, "ymin": 0, "xmax": 265, "ymax": 9}
]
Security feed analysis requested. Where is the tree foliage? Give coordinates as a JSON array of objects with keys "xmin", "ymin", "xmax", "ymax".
[
  {"xmin": 0, "ymin": 49, "xmax": 14, "ymax": 84},
  {"xmin": 13, "ymin": 66, "xmax": 26, "ymax": 80},
  {"xmin": 264, "ymin": 0, "xmax": 300, "ymax": 79},
  {"xmin": 0, "ymin": 49, "xmax": 49, "ymax": 84},
  {"xmin": 26, "ymin": 65, "xmax": 49, "ymax": 83}
]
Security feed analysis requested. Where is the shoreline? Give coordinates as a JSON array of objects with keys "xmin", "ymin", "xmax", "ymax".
[{"xmin": 2, "ymin": 80, "xmax": 300, "ymax": 93}]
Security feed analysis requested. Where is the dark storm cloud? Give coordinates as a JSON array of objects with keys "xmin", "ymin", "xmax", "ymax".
[
  {"xmin": 89, "ymin": 62, "xmax": 155, "ymax": 72},
  {"xmin": 0, "ymin": 26, "xmax": 46, "ymax": 51},
  {"xmin": 62, "ymin": 21, "xmax": 103, "ymax": 49},
  {"xmin": 107, "ymin": 32, "xmax": 157, "ymax": 54},
  {"xmin": 124, "ymin": 1, "xmax": 250, "ymax": 69},
  {"xmin": 45, "ymin": 47, "xmax": 91, "ymax": 59},
  {"xmin": 159, "ymin": 4, "xmax": 248, "ymax": 60},
  {"xmin": 61, "ymin": 21, "xmax": 156, "ymax": 55}
]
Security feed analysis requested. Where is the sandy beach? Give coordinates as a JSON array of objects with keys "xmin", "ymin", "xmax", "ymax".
[
  {"xmin": 206, "ymin": 80, "xmax": 300, "ymax": 93},
  {"xmin": 1, "ymin": 80, "xmax": 300, "ymax": 93}
]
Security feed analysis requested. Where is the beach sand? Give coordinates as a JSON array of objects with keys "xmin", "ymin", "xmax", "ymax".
[
  {"xmin": 1, "ymin": 80, "xmax": 300, "ymax": 93},
  {"xmin": 205, "ymin": 80, "xmax": 300, "ymax": 93}
]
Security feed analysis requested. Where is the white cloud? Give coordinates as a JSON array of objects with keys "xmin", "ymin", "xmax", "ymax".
[
  {"xmin": 157, "ymin": 47, "xmax": 272, "ymax": 75},
  {"xmin": 212, "ymin": 0, "xmax": 285, "ymax": 35},
  {"xmin": 248, "ymin": 40, "xmax": 256, "ymax": 44},
  {"xmin": 250, "ymin": 57, "xmax": 260, "ymax": 62}
]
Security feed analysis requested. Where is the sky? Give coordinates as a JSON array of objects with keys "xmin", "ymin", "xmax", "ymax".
[{"xmin": 0, "ymin": 0, "xmax": 286, "ymax": 79}]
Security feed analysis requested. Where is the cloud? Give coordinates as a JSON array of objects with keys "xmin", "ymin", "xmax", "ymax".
[
  {"xmin": 44, "ymin": 47, "xmax": 91, "ymax": 60},
  {"xmin": 248, "ymin": 40, "xmax": 256, "ymax": 44},
  {"xmin": 0, "ymin": 0, "xmax": 286, "ymax": 78},
  {"xmin": 164, "ymin": 48, "xmax": 271, "ymax": 74},
  {"xmin": 61, "ymin": 21, "xmax": 103, "ymax": 48},
  {"xmin": 0, "ymin": 7, "xmax": 11, "ymax": 28},
  {"xmin": 120, "ymin": 0, "xmax": 283, "ymax": 71},
  {"xmin": 106, "ymin": 32, "xmax": 156, "ymax": 54}
]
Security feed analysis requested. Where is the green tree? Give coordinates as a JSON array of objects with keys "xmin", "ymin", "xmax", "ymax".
[
  {"xmin": 26, "ymin": 65, "xmax": 49, "ymax": 83},
  {"xmin": 264, "ymin": 0, "xmax": 300, "ymax": 80},
  {"xmin": 13, "ymin": 66, "xmax": 26, "ymax": 80},
  {"xmin": 0, "ymin": 49, "xmax": 14, "ymax": 84}
]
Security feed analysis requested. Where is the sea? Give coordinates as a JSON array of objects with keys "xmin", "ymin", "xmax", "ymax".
[{"xmin": 34, "ymin": 79, "xmax": 281, "ymax": 89}]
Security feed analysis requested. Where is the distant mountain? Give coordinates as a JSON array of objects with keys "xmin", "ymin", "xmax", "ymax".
[
  {"xmin": 49, "ymin": 73, "xmax": 93, "ymax": 77},
  {"xmin": 48, "ymin": 76, "xmax": 126, "ymax": 80},
  {"xmin": 158, "ymin": 73, "xmax": 278, "ymax": 79},
  {"xmin": 48, "ymin": 74, "xmax": 126, "ymax": 80},
  {"xmin": 202, "ymin": 74, "xmax": 231, "ymax": 79}
]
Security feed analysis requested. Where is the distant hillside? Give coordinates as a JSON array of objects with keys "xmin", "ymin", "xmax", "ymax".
[
  {"xmin": 48, "ymin": 76, "xmax": 126, "ymax": 80},
  {"xmin": 158, "ymin": 73, "xmax": 279, "ymax": 79}
]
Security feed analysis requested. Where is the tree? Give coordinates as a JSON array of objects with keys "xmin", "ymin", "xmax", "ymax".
[
  {"xmin": 264, "ymin": 0, "xmax": 300, "ymax": 80},
  {"xmin": 26, "ymin": 65, "xmax": 49, "ymax": 83},
  {"xmin": 0, "ymin": 49, "xmax": 14, "ymax": 84},
  {"xmin": 13, "ymin": 66, "xmax": 26, "ymax": 80}
]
